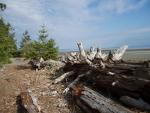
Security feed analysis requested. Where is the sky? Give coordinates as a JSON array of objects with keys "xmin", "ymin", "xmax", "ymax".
[{"xmin": 1, "ymin": 0, "xmax": 150, "ymax": 50}]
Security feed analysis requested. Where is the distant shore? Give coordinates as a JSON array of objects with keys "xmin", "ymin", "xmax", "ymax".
[{"xmin": 60, "ymin": 48, "xmax": 150, "ymax": 53}]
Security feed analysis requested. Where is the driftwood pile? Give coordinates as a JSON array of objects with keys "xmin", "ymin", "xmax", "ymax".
[{"xmin": 55, "ymin": 43, "xmax": 150, "ymax": 113}]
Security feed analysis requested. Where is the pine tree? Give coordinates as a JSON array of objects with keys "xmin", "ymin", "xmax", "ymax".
[
  {"xmin": 0, "ymin": 3, "xmax": 17, "ymax": 65},
  {"xmin": 0, "ymin": 18, "xmax": 17, "ymax": 65},
  {"xmin": 0, "ymin": 3, "xmax": 6, "ymax": 11},
  {"xmin": 19, "ymin": 26, "xmax": 58, "ymax": 60},
  {"xmin": 20, "ymin": 30, "xmax": 31, "ymax": 57},
  {"xmin": 37, "ymin": 25, "xmax": 58, "ymax": 60},
  {"xmin": 38, "ymin": 25, "xmax": 48, "ymax": 43}
]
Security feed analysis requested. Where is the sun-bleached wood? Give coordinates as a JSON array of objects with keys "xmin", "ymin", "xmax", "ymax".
[
  {"xmin": 63, "ymin": 71, "xmax": 91, "ymax": 93},
  {"xmin": 112, "ymin": 45, "xmax": 128, "ymax": 61},
  {"xmin": 54, "ymin": 71, "xmax": 75, "ymax": 84}
]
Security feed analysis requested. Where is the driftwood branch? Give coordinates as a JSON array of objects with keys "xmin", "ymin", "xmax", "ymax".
[
  {"xmin": 77, "ymin": 42, "xmax": 92, "ymax": 65},
  {"xmin": 63, "ymin": 71, "xmax": 92, "ymax": 93},
  {"xmin": 112, "ymin": 45, "xmax": 128, "ymax": 61},
  {"xmin": 54, "ymin": 71, "xmax": 75, "ymax": 84}
]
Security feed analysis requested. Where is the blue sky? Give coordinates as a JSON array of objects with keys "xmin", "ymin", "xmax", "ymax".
[{"xmin": 1, "ymin": 0, "xmax": 150, "ymax": 49}]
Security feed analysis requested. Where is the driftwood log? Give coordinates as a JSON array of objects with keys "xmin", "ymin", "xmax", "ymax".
[
  {"xmin": 57, "ymin": 42, "xmax": 150, "ymax": 113},
  {"xmin": 72, "ymin": 86, "xmax": 134, "ymax": 113},
  {"xmin": 19, "ymin": 90, "xmax": 41, "ymax": 113}
]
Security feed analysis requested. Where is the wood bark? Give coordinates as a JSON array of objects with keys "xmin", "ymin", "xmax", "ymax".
[
  {"xmin": 73, "ymin": 86, "xmax": 134, "ymax": 113},
  {"xmin": 19, "ymin": 90, "xmax": 41, "ymax": 113}
]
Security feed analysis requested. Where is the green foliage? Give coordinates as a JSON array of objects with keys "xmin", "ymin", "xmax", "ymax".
[
  {"xmin": 20, "ymin": 30, "xmax": 31, "ymax": 57},
  {"xmin": 0, "ymin": 3, "xmax": 6, "ymax": 11},
  {"xmin": 38, "ymin": 25, "xmax": 48, "ymax": 43},
  {"xmin": 0, "ymin": 3, "xmax": 17, "ymax": 65},
  {"xmin": 0, "ymin": 18, "xmax": 17, "ymax": 65},
  {"xmin": 20, "ymin": 26, "xmax": 59, "ymax": 60}
]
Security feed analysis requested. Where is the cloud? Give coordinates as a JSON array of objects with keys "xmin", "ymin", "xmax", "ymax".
[
  {"xmin": 1, "ymin": 0, "xmax": 149, "ymax": 49},
  {"xmin": 89, "ymin": 0, "xmax": 148, "ymax": 14}
]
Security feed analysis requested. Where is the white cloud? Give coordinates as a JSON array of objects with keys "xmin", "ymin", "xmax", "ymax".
[
  {"xmin": 89, "ymin": 0, "xmax": 148, "ymax": 14},
  {"xmin": 1, "ymin": 0, "xmax": 149, "ymax": 49}
]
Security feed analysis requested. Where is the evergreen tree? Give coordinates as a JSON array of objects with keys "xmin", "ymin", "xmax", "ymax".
[
  {"xmin": 19, "ymin": 26, "xmax": 58, "ymax": 60},
  {"xmin": 20, "ymin": 30, "xmax": 31, "ymax": 57},
  {"xmin": 0, "ymin": 18, "xmax": 17, "ymax": 64},
  {"xmin": 0, "ymin": 3, "xmax": 6, "ymax": 11},
  {"xmin": 37, "ymin": 25, "xmax": 58, "ymax": 60},
  {"xmin": 38, "ymin": 25, "xmax": 48, "ymax": 43},
  {"xmin": 0, "ymin": 3, "xmax": 17, "ymax": 65}
]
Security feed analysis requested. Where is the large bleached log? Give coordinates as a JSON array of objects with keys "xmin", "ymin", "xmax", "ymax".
[
  {"xmin": 77, "ymin": 42, "xmax": 92, "ymax": 65},
  {"xmin": 94, "ymin": 48, "xmax": 107, "ymax": 60},
  {"xmin": 112, "ymin": 45, "xmax": 128, "ymax": 61},
  {"xmin": 77, "ymin": 42, "xmax": 86, "ymax": 59},
  {"xmin": 54, "ymin": 71, "xmax": 75, "ymax": 84},
  {"xmin": 87, "ymin": 47, "xmax": 96, "ymax": 61},
  {"xmin": 73, "ymin": 86, "xmax": 134, "ymax": 113}
]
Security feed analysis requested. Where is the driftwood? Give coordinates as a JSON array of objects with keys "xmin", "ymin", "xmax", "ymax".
[
  {"xmin": 19, "ymin": 90, "xmax": 41, "ymax": 113},
  {"xmin": 63, "ymin": 71, "xmax": 92, "ymax": 93},
  {"xmin": 77, "ymin": 42, "xmax": 92, "ymax": 65},
  {"xmin": 120, "ymin": 96, "xmax": 150, "ymax": 111},
  {"xmin": 112, "ymin": 45, "xmax": 128, "ymax": 61},
  {"xmin": 58, "ymin": 42, "xmax": 150, "ymax": 112},
  {"xmin": 72, "ymin": 86, "xmax": 134, "ymax": 113},
  {"xmin": 94, "ymin": 48, "xmax": 107, "ymax": 60},
  {"xmin": 54, "ymin": 71, "xmax": 74, "ymax": 84},
  {"xmin": 28, "ymin": 58, "xmax": 46, "ymax": 70},
  {"xmin": 93, "ymin": 75, "xmax": 150, "ymax": 98},
  {"xmin": 63, "ymin": 43, "xmax": 129, "ymax": 69},
  {"xmin": 87, "ymin": 47, "xmax": 96, "ymax": 61}
]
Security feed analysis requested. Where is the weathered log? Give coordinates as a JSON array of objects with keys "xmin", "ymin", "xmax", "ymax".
[
  {"xmin": 54, "ymin": 71, "xmax": 75, "ymax": 84},
  {"xmin": 120, "ymin": 96, "xmax": 150, "ymax": 111},
  {"xmin": 92, "ymin": 73, "xmax": 150, "ymax": 98},
  {"xmin": 19, "ymin": 90, "xmax": 41, "ymax": 113},
  {"xmin": 72, "ymin": 86, "xmax": 134, "ymax": 113},
  {"xmin": 63, "ymin": 71, "xmax": 92, "ymax": 93},
  {"xmin": 76, "ymin": 99, "xmax": 95, "ymax": 113}
]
